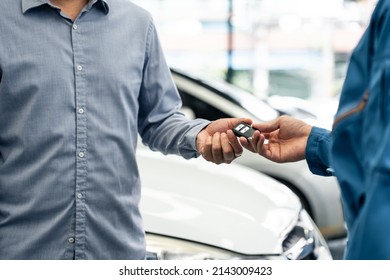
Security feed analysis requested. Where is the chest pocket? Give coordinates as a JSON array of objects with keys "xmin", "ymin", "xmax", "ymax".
[{"xmin": 333, "ymin": 92, "xmax": 369, "ymax": 129}]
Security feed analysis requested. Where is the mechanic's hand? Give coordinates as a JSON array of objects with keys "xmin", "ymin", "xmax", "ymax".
[
  {"xmin": 240, "ymin": 116, "xmax": 312, "ymax": 163},
  {"xmin": 196, "ymin": 118, "xmax": 252, "ymax": 164}
]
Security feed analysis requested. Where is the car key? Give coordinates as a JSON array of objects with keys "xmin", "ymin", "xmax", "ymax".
[{"xmin": 232, "ymin": 122, "xmax": 257, "ymax": 141}]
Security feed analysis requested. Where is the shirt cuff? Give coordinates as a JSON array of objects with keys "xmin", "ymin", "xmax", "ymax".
[
  {"xmin": 179, "ymin": 119, "xmax": 211, "ymax": 159},
  {"xmin": 305, "ymin": 126, "xmax": 334, "ymax": 176}
]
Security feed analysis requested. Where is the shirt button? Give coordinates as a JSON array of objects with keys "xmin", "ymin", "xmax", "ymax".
[
  {"xmin": 76, "ymin": 193, "xmax": 83, "ymax": 199},
  {"xmin": 72, "ymin": 24, "xmax": 78, "ymax": 30},
  {"xmin": 78, "ymin": 151, "xmax": 85, "ymax": 158},
  {"xmin": 76, "ymin": 65, "xmax": 83, "ymax": 71},
  {"xmin": 78, "ymin": 107, "xmax": 84, "ymax": 114},
  {"xmin": 68, "ymin": 237, "xmax": 75, "ymax": 244}
]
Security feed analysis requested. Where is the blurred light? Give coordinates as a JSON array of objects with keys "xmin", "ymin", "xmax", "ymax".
[
  {"xmin": 161, "ymin": 20, "xmax": 203, "ymax": 35},
  {"xmin": 278, "ymin": 15, "xmax": 302, "ymax": 32}
]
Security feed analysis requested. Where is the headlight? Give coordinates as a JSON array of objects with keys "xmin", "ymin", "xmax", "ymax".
[
  {"xmin": 145, "ymin": 233, "xmax": 267, "ymax": 260},
  {"xmin": 145, "ymin": 209, "xmax": 332, "ymax": 260},
  {"xmin": 282, "ymin": 209, "xmax": 332, "ymax": 260}
]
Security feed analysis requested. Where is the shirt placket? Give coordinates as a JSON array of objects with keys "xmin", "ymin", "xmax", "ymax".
[{"xmin": 71, "ymin": 20, "xmax": 88, "ymax": 260}]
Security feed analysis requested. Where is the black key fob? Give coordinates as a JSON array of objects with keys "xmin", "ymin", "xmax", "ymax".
[{"xmin": 233, "ymin": 122, "xmax": 256, "ymax": 140}]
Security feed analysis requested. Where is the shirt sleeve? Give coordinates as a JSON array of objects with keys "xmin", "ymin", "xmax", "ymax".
[
  {"xmin": 305, "ymin": 126, "xmax": 334, "ymax": 176},
  {"xmin": 137, "ymin": 17, "xmax": 211, "ymax": 159}
]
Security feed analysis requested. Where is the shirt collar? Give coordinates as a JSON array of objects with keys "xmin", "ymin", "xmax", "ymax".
[
  {"xmin": 22, "ymin": 0, "xmax": 109, "ymax": 15},
  {"xmin": 22, "ymin": 0, "xmax": 47, "ymax": 13}
]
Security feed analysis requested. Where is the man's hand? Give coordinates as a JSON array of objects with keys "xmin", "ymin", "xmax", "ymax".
[
  {"xmin": 196, "ymin": 118, "xmax": 252, "ymax": 164},
  {"xmin": 240, "ymin": 116, "xmax": 312, "ymax": 163}
]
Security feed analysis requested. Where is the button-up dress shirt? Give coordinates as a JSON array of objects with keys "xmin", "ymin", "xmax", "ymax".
[{"xmin": 0, "ymin": 0, "xmax": 209, "ymax": 259}]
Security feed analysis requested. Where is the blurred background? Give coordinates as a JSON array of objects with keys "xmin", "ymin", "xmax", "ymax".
[{"xmin": 132, "ymin": 0, "xmax": 375, "ymax": 118}]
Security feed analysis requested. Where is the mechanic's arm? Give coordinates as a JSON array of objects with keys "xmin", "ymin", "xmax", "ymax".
[{"xmin": 240, "ymin": 115, "xmax": 334, "ymax": 176}]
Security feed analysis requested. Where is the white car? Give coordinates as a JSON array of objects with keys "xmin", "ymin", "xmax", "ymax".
[
  {"xmin": 137, "ymin": 148, "xmax": 332, "ymax": 260},
  {"xmin": 171, "ymin": 68, "xmax": 346, "ymax": 240}
]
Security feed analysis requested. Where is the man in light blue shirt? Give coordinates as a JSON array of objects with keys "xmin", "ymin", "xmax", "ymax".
[{"xmin": 0, "ymin": 0, "xmax": 249, "ymax": 259}]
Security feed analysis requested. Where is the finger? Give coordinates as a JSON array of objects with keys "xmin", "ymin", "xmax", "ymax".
[
  {"xmin": 252, "ymin": 118, "xmax": 281, "ymax": 133},
  {"xmin": 261, "ymin": 132, "xmax": 271, "ymax": 140},
  {"xmin": 250, "ymin": 130, "xmax": 263, "ymax": 153},
  {"xmin": 227, "ymin": 130, "xmax": 243, "ymax": 157},
  {"xmin": 201, "ymin": 136, "xmax": 213, "ymax": 162},
  {"xmin": 227, "ymin": 129, "xmax": 238, "ymax": 144},
  {"xmin": 211, "ymin": 132, "xmax": 223, "ymax": 164},
  {"xmin": 254, "ymin": 134, "xmax": 266, "ymax": 155},
  {"xmin": 239, "ymin": 136, "xmax": 255, "ymax": 153},
  {"xmin": 258, "ymin": 136, "xmax": 276, "ymax": 161},
  {"xmin": 220, "ymin": 133, "xmax": 235, "ymax": 163},
  {"xmin": 259, "ymin": 143, "xmax": 273, "ymax": 160}
]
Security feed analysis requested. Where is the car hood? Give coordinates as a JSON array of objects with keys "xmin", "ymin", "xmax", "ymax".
[{"xmin": 138, "ymin": 148, "xmax": 301, "ymax": 255}]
